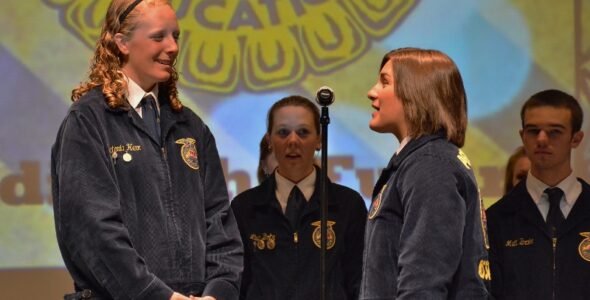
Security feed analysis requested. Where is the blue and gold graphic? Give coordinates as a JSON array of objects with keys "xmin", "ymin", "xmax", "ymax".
[
  {"xmin": 46, "ymin": 0, "xmax": 416, "ymax": 93},
  {"xmin": 0, "ymin": 1, "xmax": 588, "ymax": 290}
]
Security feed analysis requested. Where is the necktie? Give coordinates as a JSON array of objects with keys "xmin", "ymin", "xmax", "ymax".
[
  {"xmin": 372, "ymin": 154, "xmax": 396, "ymax": 199},
  {"xmin": 285, "ymin": 186, "xmax": 306, "ymax": 228},
  {"xmin": 141, "ymin": 95, "xmax": 161, "ymax": 141},
  {"xmin": 545, "ymin": 187, "xmax": 565, "ymax": 233}
]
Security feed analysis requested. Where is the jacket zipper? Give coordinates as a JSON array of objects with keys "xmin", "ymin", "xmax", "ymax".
[
  {"xmin": 161, "ymin": 145, "xmax": 181, "ymax": 269},
  {"xmin": 161, "ymin": 147, "xmax": 167, "ymax": 160},
  {"xmin": 294, "ymin": 231, "xmax": 299, "ymax": 298},
  {"xmin": 552, "ymin": 235, "xmax": 557, "ymax": 300}
]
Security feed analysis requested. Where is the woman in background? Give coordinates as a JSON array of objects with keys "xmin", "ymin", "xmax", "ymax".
[
  {"xmin": 256, "ymin": 135, "xmax": 278, "ymax": 183},
  {"xmin": 232, "ymin": 95, "xmax": 367, "ymax": 300},
  {"xmin": 503, "ymin": 146, "xmax": 530, "ymax": 195}
]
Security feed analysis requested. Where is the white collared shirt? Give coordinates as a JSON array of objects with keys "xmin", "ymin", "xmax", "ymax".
[
  {"xmin": 396, "ymin": 136, "xmax": 411, "ymax": 155},
  {"xmin": 274, "ymin": 168, "xmax": 316, "ymax": 213},
  {"xmin": 126, "ymin": 77, "xmax": 159, "ymax": 118},
  {"xmin": 526, "ymin": 171, "xmax": 581, "ymax": 220}
]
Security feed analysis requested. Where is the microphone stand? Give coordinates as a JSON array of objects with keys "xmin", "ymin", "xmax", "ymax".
[{"xmin": 319, "ymin": 105, "xmax": 330, "ymax": 300}]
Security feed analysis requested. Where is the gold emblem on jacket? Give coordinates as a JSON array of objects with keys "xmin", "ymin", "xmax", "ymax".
[
  {"xmin": 478, "ymin": 259, "xmax": 491, "ymax": 280},
  {"xmin": 175, "ymin": 138, "xmax": 199, "ymax": 170},
  {"xmin": 368, "ymin": 184, "xmax": 387, "ymax": 220},
  {"xmin": 250, "ymin": 233, "xmax": 276, "ymax": 251},
  {"xmin": 311, "ymin": 221, "xmax": 336, "ymax": 250},
  {"xmin": 578, "ymin": 232, "xmax": 590, "ymax": 262},
  {"xmin": 457, "ymin": 149, "xmax": 472, "ymax": 169}
]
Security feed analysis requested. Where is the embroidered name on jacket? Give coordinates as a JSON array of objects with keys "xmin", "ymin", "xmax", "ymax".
[
  {"xmin": 505, "ymin": 238, "xmax": 535, "ymax": 247},
  {"xmin": 109, "ymin": 143, "xmax": 142, "ymax": 163},
  {"xmin": 109, "ymin": 143, "xmax": 142, "ymax": 155}
]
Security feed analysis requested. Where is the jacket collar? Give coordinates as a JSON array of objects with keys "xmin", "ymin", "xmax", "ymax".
[
  {"xmin": 158, "ymin": 98, "xmax": 188, "ymax": 139},
  {"xmin": 125, "ymin": 78, "xmax": 159, "ymax": 113},
  {"xmin": 372, "ymin": 132, "xmax": 445, "ymax": 198},
  {"xmin": 506, "ymin": 181, "xmax": 549, "ymax": 237},
  {"xmin": 502, "ymin": 179, "xmax": 590, "ymax": 239},
  {"xmin": 253, "ymin": 166, "xmax": 338, "ymax": 211},
  {"xmin": 124, "ymin": 92, "xmax": 187, "ymax": 146},
  {"xmin": 559, "ymin": 179, "xmax": 590, "ymax": 237}
]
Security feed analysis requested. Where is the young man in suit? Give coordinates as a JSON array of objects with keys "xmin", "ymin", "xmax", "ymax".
[{"xmin": 487, "ymin": 89, "xmax": 590, "ymax": 300}]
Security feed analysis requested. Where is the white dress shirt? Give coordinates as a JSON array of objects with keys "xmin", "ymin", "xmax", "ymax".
[
  {"xmin": 274, "ymin": 168, "xmax": 316, "ymax": 213},
  {"xmin": 126, "ymin": 77, "xmax": 159, "ymax": 118},
  {"xmin": 526, "ymin": 171, "xmax": 582, "ymax": 220}
]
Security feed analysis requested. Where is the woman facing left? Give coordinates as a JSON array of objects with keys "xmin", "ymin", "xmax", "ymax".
[{"xmin": 51, "ymin": 1, "xmax": 242, "ymax": 299}]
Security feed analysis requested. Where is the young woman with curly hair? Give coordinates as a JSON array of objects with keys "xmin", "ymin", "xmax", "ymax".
[{"xmin": 52, "ymin": 1, "xmax": 242, "ymax": 299}]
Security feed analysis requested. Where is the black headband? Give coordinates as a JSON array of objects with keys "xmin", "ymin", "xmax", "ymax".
[{"xmin": 119, "ymin": 0, "xmax": 143, "ymax": 24}]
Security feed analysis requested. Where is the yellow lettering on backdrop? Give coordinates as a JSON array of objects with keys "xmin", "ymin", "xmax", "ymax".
[{"xmin": 46, "ymin": 0, "xmax": 417, "ymax": 93}]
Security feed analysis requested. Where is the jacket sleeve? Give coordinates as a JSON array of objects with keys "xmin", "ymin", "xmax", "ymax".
[
  {"xmin": 486, "ymin": 207, "xmax": 504, "ymax": 299},
  {"xmin": 199, "ymin": 124, "xmax": 244, "ymax": 299},
  {"xmin": 230, "ymin": 198, "xmax": 252, "ymax": 300},
  {"xmin": 395, "ymin": 157, "xmax": 467, "ymax": 299},
  {"xmin": 53, "ymin": 110, "xmax": 173, "ymax": 300},
  {"xmin": 342, "ymin": 191, "xmax": 368, "ymax": 299}
]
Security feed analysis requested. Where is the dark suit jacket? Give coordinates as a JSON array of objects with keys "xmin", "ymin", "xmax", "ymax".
[
  {"xmin": 231, "ymin": 170, "xmax": 367, "ymax": 300},
  {"xmin": 487, "ymin": 179, "xmax": 590, "ymax": 300},
  {"xmin": 52, "ymin": 86, "xmax": 243, "ymax": 299}
]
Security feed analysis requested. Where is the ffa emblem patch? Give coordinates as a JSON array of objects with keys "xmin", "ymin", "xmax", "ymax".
[
  {"xmin": 578, "ymin": 232, "xmax": 590, "ymax": 262},
  {"xmin": 311, "ymin": 221, "xmax": 336, "ymax": 250},
  {"xmin": 175, "ymin": 138, "xmax": 199, "ymax": 170},
  {"xmin": 368, "ymin": 184, "xmax": 387, "ymax": 220},
  {"xmin": 249, "ymin": 233, "xmax": 276, "ymax": 251},
  {"xmin": 457, "ymin": 149, "xmax": 472, "ymax": 170}
]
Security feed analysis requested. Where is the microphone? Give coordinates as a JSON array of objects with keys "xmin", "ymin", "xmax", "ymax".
[{"xmin": 315, "ymin": 86, "xmax": 335, "ymax": 106}]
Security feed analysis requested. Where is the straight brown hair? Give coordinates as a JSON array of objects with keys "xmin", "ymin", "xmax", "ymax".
[
  {"xmin": 266, "ymin": 95, "xmax": 320, "ymax": 135},
  {"xmin": 381, "ymin": 48, "xmax": 468, "ymax": 147}
]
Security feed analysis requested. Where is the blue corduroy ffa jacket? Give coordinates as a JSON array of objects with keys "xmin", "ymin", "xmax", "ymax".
[
  {"xmin": 231, "ymin": 170, "xmax": 367, "ymax": 300},
  {"xmin": 51, "ymin": 86, "xmax": 243, "ymax": 300},
  {"xmin": 360, "ymin": 133, "xmax": 490, "ymax": 299},
  {"xmin": 487, "ymin": 179, "xmax": 590, "ymax": 300}
]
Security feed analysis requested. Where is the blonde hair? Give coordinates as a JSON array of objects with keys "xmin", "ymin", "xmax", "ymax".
[
  {"xmin": 72, "ymin": 0, "xmax": 182, "ymax": 112},
  {"xmin": 503, "ymin": 146, "xmax": 527, "ymax": 195}
]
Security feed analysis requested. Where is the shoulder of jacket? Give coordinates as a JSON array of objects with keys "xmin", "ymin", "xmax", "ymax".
[
  {"xmin": 330, "ymin": 182, "xmax": 364, "ymax": 202},
  {"xmin": 70, "ymin": 87, "xmax": 108, "ymax": 113},
  {"xmin": 401, "ymin": 145, "xmax": 462, "ymax": 174},
  {"xmin": 232, "ymin": 184, "xmax": 267, "ymax": 208},
  {"xmin": 177, "ymin": 105, "xmax": 205, "ymax": 124},
  {"xmin": 486, "ymin": 193, "xmax": 519, "ymax": 218}
]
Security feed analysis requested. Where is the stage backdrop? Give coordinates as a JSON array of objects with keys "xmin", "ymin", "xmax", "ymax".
[{"xmin": 1, "ymin": 0, "xmax": 589, "ymax": 298}]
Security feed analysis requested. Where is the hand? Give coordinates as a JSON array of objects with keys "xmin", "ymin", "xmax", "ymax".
[
  {"xmin": 170, "ymin": 292, "xmax": 191, "ymax": 300},
  {"xmin": 189, "ymin": 296, "xmax": 216, "ymax": 300}
]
